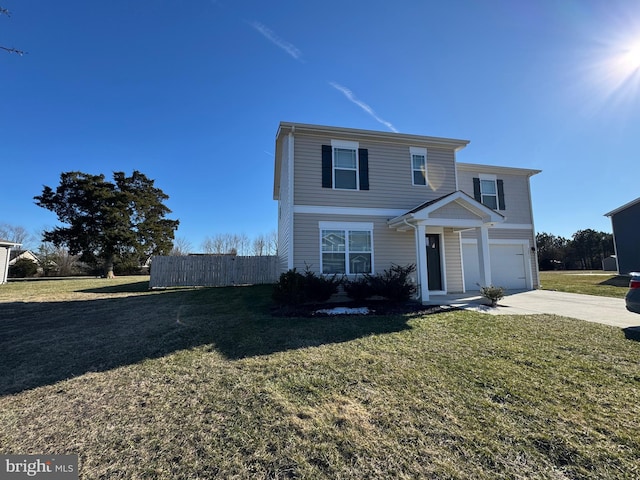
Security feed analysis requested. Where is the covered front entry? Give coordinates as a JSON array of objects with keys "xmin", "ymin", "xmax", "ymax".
[{"xmin": 388, "ymin": 191, "xmax": 505, "ymax": 303}]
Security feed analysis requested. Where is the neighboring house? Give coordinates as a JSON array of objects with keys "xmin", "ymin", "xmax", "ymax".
[
  {"xmin": 273, "ymin": 122, "xmax": 541, "ymax": 303},
  {"xmin": 9, "ymin": 249, "xmax": 39, "ymax": 266},
  {"xmin": 9, "ymin": 250, "xmax": 42, "ymax": 275},
  {"xmin": 0, "ymin": 239, "xmax": 22, "ymax": 284},
  {"xmin": 605, "ymin": 197, "xmax": 640, "ymax": 274}
]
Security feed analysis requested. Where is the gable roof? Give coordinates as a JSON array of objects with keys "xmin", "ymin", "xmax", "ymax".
[
  {"xmin": 604, "ymin": 197, "xmax": 640, "ymax": 217},
  {"xmin": 388, "ymin": 190, "xmax": 505, "ymax": 231},
  {"xmin": 9, "ymin": 250, "xmax": 38, "ymax": 263}
]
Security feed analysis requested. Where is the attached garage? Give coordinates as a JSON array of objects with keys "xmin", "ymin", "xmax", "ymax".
[{"xmin": 462, "ymin": 240, "xmax": 532, "ymax": 291}]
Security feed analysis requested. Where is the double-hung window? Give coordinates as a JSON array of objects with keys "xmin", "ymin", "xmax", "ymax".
[
  {"xmin": 480, "ymin": 176, "xmax": 498, "ymax": 209},
  {"xmin": 410, "ymin": 147, "xmax": 427, "ymax": 186},
  {"xmin": 320, "ymin": 222, "xmax": 373, "ymax": 275},
  {"xmin": 334, "ymin": 146, "xmax": 358, "ymax": 190},
  {"xmin": 473, "ymin": 174, "xmax": 505, "ymax": 210},
  {"xmin": 332, "ymin": 140, "xmax": 359, "ymax": 190},
  {"xmin": 322, "ymin": 141, "xmax": 369, "ymax": 190}
]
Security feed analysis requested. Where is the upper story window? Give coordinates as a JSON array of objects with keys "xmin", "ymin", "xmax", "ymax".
[
  {"xmin": 322, "ymin": 141, "xmax": 369, "ymax": 191},
  {"xmin": 410, "ymin": 147, "xmax": 427, "ymax": 186},
  {"xmin": 473, "ymin": 174, "xmax": 506, "ymax": 210},
  {"xmin": 334, "ymin": 145, "xmax": 358, "ymax": 189},
  {"xmin": 480, "ymin": 176, "xmax": 498, "ymax": 209}
]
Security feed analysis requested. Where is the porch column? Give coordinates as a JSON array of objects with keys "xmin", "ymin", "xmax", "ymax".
[
  {"xmin": 476, "ymin": 225, "xmax": 491, "ymax": 287},
  {"xmin": 416, "ymin": 225, "xmax": 429, "ymax": 302}
]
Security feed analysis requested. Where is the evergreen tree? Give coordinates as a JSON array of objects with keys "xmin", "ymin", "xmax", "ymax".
[{"xmin": 34, "ymin": 171, "xmax": 179, "ymax": 278}]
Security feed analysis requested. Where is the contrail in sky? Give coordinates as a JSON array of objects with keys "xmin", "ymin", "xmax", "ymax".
[
  {"xmin": 329, "ymin": 82, "xmax": 398, "ymax": 132},
  {"xmin": 250, "ymin": 21, "xmax": 302, "ymax": 61}
]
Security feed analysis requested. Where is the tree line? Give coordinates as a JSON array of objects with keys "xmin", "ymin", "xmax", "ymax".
[{"xmin": 536, "ymin": 229, "xmax": 614, "ymax": 271}]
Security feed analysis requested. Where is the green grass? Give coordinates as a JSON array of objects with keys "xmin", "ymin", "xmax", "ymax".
[
  {"xmin": 1, "ymin": 278, "xmax": 639, "ymax": 479},
  {"xmin": 539, "ymin": 271, "xmax": 630, "ymax": 298}
]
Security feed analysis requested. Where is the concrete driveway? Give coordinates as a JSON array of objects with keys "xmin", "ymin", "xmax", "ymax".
[{"xmin": 440, "ymin": 289, "xmax": 640, "ymax": 329}]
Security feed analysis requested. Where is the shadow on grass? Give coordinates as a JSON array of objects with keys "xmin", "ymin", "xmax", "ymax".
[
  {"xmin": 623, "ymin": 326, "xmax": 640, "ymax": 342},
  {"xmin": 0, "ymin": 285, "xmax": 416, "ymax": 395},
  {"xmin": 598, "ymin": 275, "xmax": 630, "ymax": 287},
  {"xmin": 77, "ymin": 280, "xmax": 152, "ymax": 293}
]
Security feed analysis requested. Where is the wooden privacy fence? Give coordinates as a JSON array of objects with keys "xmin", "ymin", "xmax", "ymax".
[{"xmin": 149, "ymin": 255, "xmax": 280, "ymax": 288}]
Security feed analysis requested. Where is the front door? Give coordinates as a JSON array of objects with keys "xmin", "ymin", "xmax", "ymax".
[{"xmin": 426, "ymin": 234, "xmax": 443, "ymax": 291}]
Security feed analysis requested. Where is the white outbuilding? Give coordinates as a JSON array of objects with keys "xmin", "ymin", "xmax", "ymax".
[{"xmin": 0, "ymin": 239, "xmax": 22, "ymax": 284}]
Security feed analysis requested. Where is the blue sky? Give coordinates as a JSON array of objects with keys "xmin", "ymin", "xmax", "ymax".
[{"xmin": 2, "ymin": 0, "xmax": 640, "ymax": 250}]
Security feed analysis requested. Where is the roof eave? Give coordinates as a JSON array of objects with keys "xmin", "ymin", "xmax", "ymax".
[
  {"xmin": 604, "ymin": 197, "xmax": 640, "ymax": 217},
  {"xmin": 277, "ymin": 121, "xmax": 470, "ymax": 151}
]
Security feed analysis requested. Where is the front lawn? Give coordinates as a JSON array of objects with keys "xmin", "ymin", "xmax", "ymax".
[
  {"xmin": 539, "ymin": 271, "xmax": 629, "ymax": 298},
  {"xmin": 1, "ymin": 278, "xmax": 639, "ymax": 479}
]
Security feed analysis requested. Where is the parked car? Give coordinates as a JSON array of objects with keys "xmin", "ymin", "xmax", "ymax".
[{"xmin": 625, "ymin": 273, "xmax": 640, "ymax": 313}]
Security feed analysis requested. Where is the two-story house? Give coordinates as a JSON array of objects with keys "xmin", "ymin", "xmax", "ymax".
[{"xmin": 273, "ymin": 122, "xmax": 540, "ymax": 303}]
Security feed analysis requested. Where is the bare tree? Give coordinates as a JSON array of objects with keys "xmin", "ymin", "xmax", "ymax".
[
  {"xmin": 36, "ymin": 242, "xmax": 83, "ymax": 276},
  {"xmin": 267, "ymin": 230, "xmax": 278, "ymax": 256},
  {"xmin": 235, "ymin": 233, "xmax": 250, "ymax": 256},
  {"xmin": 252, "ymin": 234, "xmax": 266, "ymax": 256},
  {"xmin": 202, "ymin": 233, "xmax": 237, "ymax": 254},
  {"xmin": 0, "ymin": 223, "xmax": 35, "ymax": 247},
  {"xmin": 169, "ymin": 237, "xmax": 193, "ymax": 256},
  {"xmin": 1, "ymin": 6, "xmax": 26, "ymax": 55}
]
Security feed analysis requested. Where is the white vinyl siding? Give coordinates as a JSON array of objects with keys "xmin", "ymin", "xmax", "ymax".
[
  {"xmin": 457, "ymin": 167, "xmax": 535, "ymax": 225},
  {"xmin": 294, "ymin": 214, "xmax": 415, "ymax": 276},
  {"xmin": 443, "ymin": 228, "xmax": 463, "ymax": 293},
  {"xmin": 277, "ymin": 134, "xmax": 292, "ymax": 272},
  {"xmin": 293, "ymin": 135, "xmax": 457, "ymax": 208}
]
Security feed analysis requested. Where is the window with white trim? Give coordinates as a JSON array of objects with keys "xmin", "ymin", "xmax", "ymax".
[
  {"xmin": 479, "ymin": 174, "xmax": 498, "ymax": 210},
  {"xmin": 320, "ymin": 222, "xmax": 373, "ymax": 275},
  {"xmin": 410, "ymin": 147, "xmax": 427, "ymax": 186},
  {"xmin": 332, "ymin": 140, "xmax": 359, "ymax": 190}
]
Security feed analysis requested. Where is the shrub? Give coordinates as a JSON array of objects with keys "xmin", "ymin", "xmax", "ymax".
[
  {"xmin": 272, "ymin": 269, "xmax": 307, "ymax": 306},
  {"xmin": 343, "ymin": 276, "xmax": 375, "ymax": 303},
  {"xmin": 8, "ymin": 258, "xmax": 38, "ymax": 278},
  {"xmin": 480, "ymin": 285, "xmax": 505, "ymax": 307},
  {"xmin": 304, "ymin": 269, "xmax": 342, "ymax": 303},
  {"xmin": 272, "ymin": 268, "xmax": 342, "ymax": 306},
  {"xmin": 368, "ymin": 264, "xmax": 417, "ymax": 303}
]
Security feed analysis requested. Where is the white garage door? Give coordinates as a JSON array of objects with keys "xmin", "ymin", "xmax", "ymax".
[{"xmin": 463, "ymin": 243, "xmax": 529, "ymax": 291}]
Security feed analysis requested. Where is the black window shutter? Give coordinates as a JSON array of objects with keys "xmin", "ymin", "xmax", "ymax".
[
  {"xmin": 497, "ymin": 179, "xmax": 506, "ymax": 210},
  {"xmin": 322, "ymin": 145, "xmax": 332, "ymax": 188},
  {"xmin": 358, "ymin": 148, "xmax": 369, "ymax": 190},
  {"xmin": 473, "ymin": 178, "xmax": 481, "ymax": 202}
]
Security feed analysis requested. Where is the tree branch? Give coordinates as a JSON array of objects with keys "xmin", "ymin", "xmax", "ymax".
[{"xmin": 1, "ymin": 45, "xmax": 26, "ymax": 55}]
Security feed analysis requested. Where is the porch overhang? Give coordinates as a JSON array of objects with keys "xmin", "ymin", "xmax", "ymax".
[{"xmin": 387, "ymin": 191, "xmax": 505, "ymax": 231}]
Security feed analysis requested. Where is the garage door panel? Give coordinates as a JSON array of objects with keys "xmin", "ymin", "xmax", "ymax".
[{"xmin": 463, "ymin": 243, "xmax": 528, "ymax": 290}]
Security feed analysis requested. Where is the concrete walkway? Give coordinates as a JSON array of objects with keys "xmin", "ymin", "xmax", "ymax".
[{"xmin": 436, "ymin": 289, "xmax": 640, "ymax": 329}]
